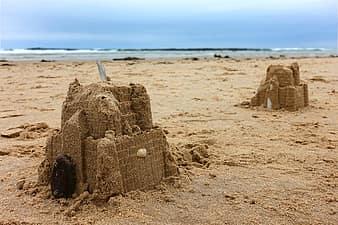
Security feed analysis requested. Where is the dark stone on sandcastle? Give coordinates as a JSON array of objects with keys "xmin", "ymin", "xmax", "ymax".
[
  {"xmin": 38, "ymin": 79, "xmax": 178, "ymax": 199},
  {"xmin": 251, "ymin": 63, "xmax": 309, "ymax": 111},
  {"xmin": 51, "ymin": 154, "xmax": 76, "ymax": 198}
]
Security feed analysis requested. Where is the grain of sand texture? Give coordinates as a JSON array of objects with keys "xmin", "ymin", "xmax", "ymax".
[{"xmin": 0, "ymin": 57, "xmax": 337, "ymax": 225}]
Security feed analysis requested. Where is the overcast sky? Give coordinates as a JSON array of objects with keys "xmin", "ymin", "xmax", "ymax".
[{"xmin": 1, "ymin": 0, "xmax": 337, "ymax": 48}]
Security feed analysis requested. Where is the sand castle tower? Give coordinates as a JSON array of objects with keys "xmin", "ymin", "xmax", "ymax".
[
  {"xmin": 38, "ymin": 79, "xmax": 177, "ymax": 199},
  {"xmin": 251, "ymin": 63, "xmax": 309, "ymax": 111}
]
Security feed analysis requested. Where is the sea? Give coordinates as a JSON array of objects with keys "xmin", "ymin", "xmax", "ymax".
[{"xmin": 0, "ymin": 48, "xmax": 337, "ymax": 61}]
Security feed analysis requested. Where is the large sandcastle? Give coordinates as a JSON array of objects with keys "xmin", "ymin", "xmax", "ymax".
[
  {"xmin": 251, "ymin": 63, "xmax": 309, "ymax": 111},
  {"xmin": 38, "ymin": 79, "xmax": 178, "ymax": 199}
]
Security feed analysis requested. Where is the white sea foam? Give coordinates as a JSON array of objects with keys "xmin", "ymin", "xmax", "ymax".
[
  {"xmin": 271, "ymin": 48, "xmax": 327, "ymax": 52},
  {"xmin": 0, "ymin": 48, "xmax": 336, "ymax": 61}
]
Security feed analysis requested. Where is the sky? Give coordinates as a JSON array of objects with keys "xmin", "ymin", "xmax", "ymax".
[{"xmin": 0, "ymin": 0, "xmax": 337, "ymax": 49}]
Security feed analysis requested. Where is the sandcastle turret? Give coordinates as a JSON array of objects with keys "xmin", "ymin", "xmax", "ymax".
[
  {"xmin": 251, "ymin": 63, "xmax": 309, "ymax": 111},
  {"xmin": 38, "ymin": 80, "xmax": 178, "ymax": 199}
]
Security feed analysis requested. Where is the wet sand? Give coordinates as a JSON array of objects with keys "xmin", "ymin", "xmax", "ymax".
[{"xmin": 0, "ymin": 57, "xmax": 337, "ymax": 224}]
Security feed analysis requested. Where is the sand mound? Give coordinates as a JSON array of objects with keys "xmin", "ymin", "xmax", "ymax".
[
  {"xmin": 38, "ymin": 79, "xmax": 178, "ymax": 200},
  {"xmin": 172, "ymin": 143, "xmax": 211, "ymax": 169},
  {"xmin": 250, "ymin": 63, "xmax": 309, "ymax": 111}
]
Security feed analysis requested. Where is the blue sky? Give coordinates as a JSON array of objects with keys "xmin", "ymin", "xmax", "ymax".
[{"xmin": 1, "ymin": 0, "xmax": 337, "ymax": 49}]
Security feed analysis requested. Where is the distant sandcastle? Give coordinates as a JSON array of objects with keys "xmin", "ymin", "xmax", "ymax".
[
  {"xmin": 38, "ymin": 79, "xmax": 178, "ymax": 199},
  {"xmin": 251, "ymin": 63, "xmax": 309, "ymax": 111}
]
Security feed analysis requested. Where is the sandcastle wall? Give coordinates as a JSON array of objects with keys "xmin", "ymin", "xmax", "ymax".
[
  {"xmin": 251, "ymin": 63, "xmax": 309, "ymax": 111},
  {"xmin": 38, "ymin": 80, "xmax": 177, "ymax": 199}
]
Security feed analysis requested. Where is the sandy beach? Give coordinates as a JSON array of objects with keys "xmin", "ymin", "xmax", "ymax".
[{"xmin": 0, "ymin": 57, "xmax": 337, "ymax": 224}]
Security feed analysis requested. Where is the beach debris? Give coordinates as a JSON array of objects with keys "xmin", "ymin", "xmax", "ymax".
[
  {"xmin": 96, "ymin": 60, "xmax": 107, "ymax": 81},
  {"xmin": 113, "ymin": 57, "xmax": 145, "ymax": 61},
  {"xmin": 38, "ymin": 80, "xmax": 178, "ymax": 200},
  {"xmin": 214, "ymin": 54, "xmax": 231, "ymax": 59},
  {"xmin": 40, "ymin": 59, "xmax": 55, "ymax": 62},
  {"xmin": 0, "ymin": 63, "xmax": 15, "ymax": 66},
  {"xmin": 250, "ymin": 62, "xmax": 309, "ymax": 111},
  {"xmin": 51, "ymin": 154, "xmax": 76, "ymax": 198},
  {"xmin": 184, "ymin": 57, "xmax": 199, "ymax": 61}
]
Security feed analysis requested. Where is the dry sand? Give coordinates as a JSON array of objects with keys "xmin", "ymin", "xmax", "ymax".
[{"xmin": 0, "ymin": 57, "xmax": 337, "ymax": 225}]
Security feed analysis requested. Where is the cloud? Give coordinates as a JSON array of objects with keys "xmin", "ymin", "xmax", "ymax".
[
  {"xmin": 1, "ymin": 0, "xmax": 337, "ymax": 48},
  {"xmin": 3, "ymin": 0, "xmax": 336, "ymax": 15}
]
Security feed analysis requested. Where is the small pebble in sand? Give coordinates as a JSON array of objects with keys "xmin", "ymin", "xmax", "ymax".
[
  {"xmin": 0, "ymin": 150, "xmax": 10, "ymax": 156},
  {"xmin": 224, "ymin": 192, "xmax": 236, "ymax": 200},
  {"xmin": 209, "ymin": 173, "xmax": 217, "ymax": 178}
]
